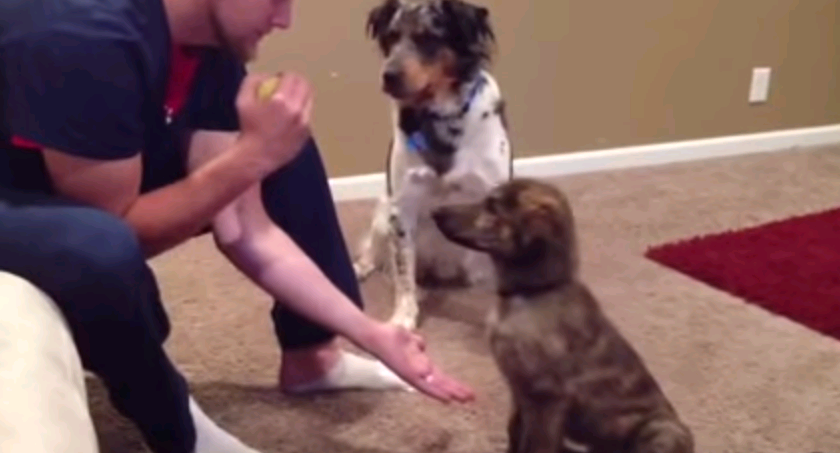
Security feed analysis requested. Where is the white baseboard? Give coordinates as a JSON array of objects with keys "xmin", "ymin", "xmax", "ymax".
[{"xmin": 328, "ymin": 123, "xmax": 840, "ymax": 202}]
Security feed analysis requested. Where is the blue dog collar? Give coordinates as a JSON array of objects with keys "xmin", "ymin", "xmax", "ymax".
[
  {"xmin": 406, "ymin": 74, "xmax": 486, "ymax": 154},
  {"xmin": 407, "ymin": 131, "xmax": 429, "ymax": 153}
]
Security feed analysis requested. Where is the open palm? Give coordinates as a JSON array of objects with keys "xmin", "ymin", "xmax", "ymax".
[{"xmin": 368, "ymin": 323, "xmax": 475, "ymax": 403}]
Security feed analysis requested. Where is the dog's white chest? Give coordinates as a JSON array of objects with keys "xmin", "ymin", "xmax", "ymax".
[
  {"xmin": 353, "ymin": 71, "xmax": 512, "ymax": 327},
  {"xmin": 388, "ymin": 71, "xmax": 511, "ymax": 197}
]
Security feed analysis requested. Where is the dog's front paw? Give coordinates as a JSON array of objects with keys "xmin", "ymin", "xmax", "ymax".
[
  {"xmin": 388, "ymin": 312, "xmax": 418, "ymax": 331},
  {"xmin": 388, "ymin": 294, "xmax": 420, "ymax": 331},
  {"xmin": 406, "ymin": 166, "xmax": 437, "ymax": 185},
  {"xmin": 353, "ymin": 257, "xmax": 377, "ymax": 281},
  {"xmin": 464, "ymin": 252, "xmax": 491, "ymax": 285}
]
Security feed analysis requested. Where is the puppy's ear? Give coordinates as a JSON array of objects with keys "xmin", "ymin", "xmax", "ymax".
[
  {"xmin": 510, "ymin": 203, "xmax": 570, "ymax": 264},
  {"xmin": 366, "ymin": 0, "xmax": 399, "ymax": 41},
  {"xmin": 526, "ymin": 207, "xmax": 562, "ymax": 241},
  {"xmin": 510, "ymin": 210, "xmax": 550, "ymax": 261}
]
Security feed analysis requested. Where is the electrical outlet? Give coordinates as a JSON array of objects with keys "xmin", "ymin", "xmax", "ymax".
[{"xmin": 749, "ymin": 67, "xmax": 772, "ymax": 104}]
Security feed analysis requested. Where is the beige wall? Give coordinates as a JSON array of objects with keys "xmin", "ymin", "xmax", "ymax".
[{"xmin": 250, "ymin": 0, "xmax": 840, "ymax": 178}]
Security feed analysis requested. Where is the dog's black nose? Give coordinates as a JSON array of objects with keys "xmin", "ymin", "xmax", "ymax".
[{"xmin": 382, "ymin": 70, "xmax": 402, "ymax": 94}]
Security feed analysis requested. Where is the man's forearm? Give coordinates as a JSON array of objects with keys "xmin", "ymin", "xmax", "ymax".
[
  {"xmin": 218, "ymin": 219, "xmax": 380, "ymax": 350},
  {"xmin": 186, "ymin": 130, "xmax": 380, "ymax": 345},
  {"xmin": 124, "ymin": 138, "xmax": 270, "ymax": 258}
]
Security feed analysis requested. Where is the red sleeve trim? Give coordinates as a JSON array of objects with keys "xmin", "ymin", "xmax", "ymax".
[
  {"xmin": 11, "ymin": 135, "xmax": 41, "ymax": 150},
  {"xmin": 164, "ymin": 45, "xmax": 202, "ymax": 117}
]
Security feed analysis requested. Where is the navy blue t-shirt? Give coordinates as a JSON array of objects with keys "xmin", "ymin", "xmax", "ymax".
[{"xmin": 0, "ymin": 0, "xmax": 246, "ymax": 195}]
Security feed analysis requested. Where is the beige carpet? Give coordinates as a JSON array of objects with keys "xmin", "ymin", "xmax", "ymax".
[{"xmin": 89, "ymin": 144, "xmax": 840, "ymax": 453}]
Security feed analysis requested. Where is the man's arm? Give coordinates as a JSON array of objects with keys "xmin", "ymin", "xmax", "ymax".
[
  {"xmin": 6, "ymin": 35, "xmax": 314, "ymax": 257},
  {"xmin": 3, "ymin": 34, "xmax": 268, "ymax": 257},
  {"xmin": 189, "ymin": 131, "xmax": 477, "ymax": 404},
  {"xmin": 42, "ymin": 140, "xmax": 269, "ymax": 258},
  {"xmin": 186, "ymin": 130, "xmax": 382, "ymax": 348},
  {"xmin": 180, "ymin": 53, "xmax": 381, "ymax": 342}
]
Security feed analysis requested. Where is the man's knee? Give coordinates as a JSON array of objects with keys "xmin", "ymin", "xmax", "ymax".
[
  {"xmin": 0, "ymin": 205, "xmax": 144, "ymax": 296},
  {"xmin": 45, "ymin": 209, "xmax": 173, "ymax": 362},
  {"xmin": 72, "ymin": 209, "xmax": 145, "ymax": 279},
  {"xmin": 68, "ymin": 209, "xmax": 165, "ymax": 313},
  {"xmin": 2, "ymin": 205, "xmax": 162, "ymax": 337},
  {"xmin": 46, "ymin": 208, "xmax": 148, "ymax": 298}
]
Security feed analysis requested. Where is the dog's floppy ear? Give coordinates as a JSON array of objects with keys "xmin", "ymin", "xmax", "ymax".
[
  {"xmin": 524, "ymin": 206, "xmax": 563, "ymax": 242},
  {"xmin": 366, "ymin": 0, "xmax": 400, "ymax": 41},
  {"xmin": 511, "ymin": 195, "xmax": 572, "ymax": 264},
  {"xmin": 440, "ymin": 0, "xmax": 495, "ymax": 45},
  {"xmin": 507, "ymin": 209, "xmax": 552, "ymax": 263}
]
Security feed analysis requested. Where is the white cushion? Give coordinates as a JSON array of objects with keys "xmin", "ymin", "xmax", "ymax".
[{"xmin": 0, "ymin": 272, "xmax": 99, "ymax": 453}]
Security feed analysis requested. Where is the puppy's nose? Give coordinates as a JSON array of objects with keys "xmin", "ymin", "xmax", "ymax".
[{"xmin": 382, "ymin": 70, "xmax": 402, "ymax": 93}]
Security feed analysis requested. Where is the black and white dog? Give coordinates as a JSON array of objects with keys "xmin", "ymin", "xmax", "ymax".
[{"xmin": 354, "ymin": 0, "xmax": 513, "ymax": 330}]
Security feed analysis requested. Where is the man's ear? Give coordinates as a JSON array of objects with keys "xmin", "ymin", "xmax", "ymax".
[{"xmin": 366, "ymin": 0, "xmax": 399, "ymax": 41}]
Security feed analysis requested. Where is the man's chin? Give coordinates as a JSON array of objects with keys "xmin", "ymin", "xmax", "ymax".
[
  {"xmin": 241, "ymin": 47, "xmax": 258, "ymax": 63},
  {"xmin": 243, "ymin": 37, "xmax": 264, "ymax": 61},
  {"xmin": 215, "ymin": 33, "xmax": 259, "ymax": 63},
  {"xmin": 224, "ymin": 43, "xmax": 257, "ymax": 63}
]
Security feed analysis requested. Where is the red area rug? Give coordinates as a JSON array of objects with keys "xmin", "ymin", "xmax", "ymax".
[{"xmin": 645, "ymin": 207, "xmax": 840, "ymax": 340}]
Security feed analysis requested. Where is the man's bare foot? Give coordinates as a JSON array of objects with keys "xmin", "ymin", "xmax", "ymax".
[{"xmin": 279, "ymin": 339, "xmax": 414, "ymax": 394}]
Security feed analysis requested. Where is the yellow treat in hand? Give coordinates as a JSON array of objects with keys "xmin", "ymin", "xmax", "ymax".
[{"xmin": 257, "ymin": 74, "xmax": 284, "ymax": 101}]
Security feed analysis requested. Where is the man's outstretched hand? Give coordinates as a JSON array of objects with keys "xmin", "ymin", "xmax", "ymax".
[{"xmin": 365, "ymin": 323, "xmax": 476, "ymax": 403}]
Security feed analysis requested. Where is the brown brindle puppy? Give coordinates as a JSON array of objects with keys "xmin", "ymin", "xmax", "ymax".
[{"xmin": 431, "ymin": 178, "xmax": 694, "ymax": 453}]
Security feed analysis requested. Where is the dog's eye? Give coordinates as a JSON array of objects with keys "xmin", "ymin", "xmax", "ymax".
[
  {"xmin": 381, "ymin": 31, "xmax": 400, "ymax": 49},
  {"xmin": 413, "ymin": 33, "xmax": 444, "ymax": 53}
]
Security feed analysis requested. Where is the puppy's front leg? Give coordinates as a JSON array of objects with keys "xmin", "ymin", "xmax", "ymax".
[
  {"xmin": 507, "ymin": 406, "xmax": 523, "ymax": 453},
  {"xmin": 516, "ymin": 399, "xmax": 570, "ymax": 453},
  {"xmin": 629, "ymin": 418, "xmax": 694, "ymax": 453}
]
